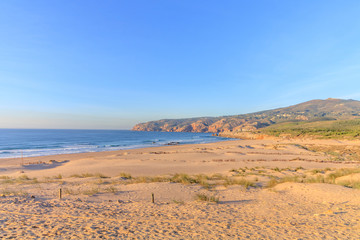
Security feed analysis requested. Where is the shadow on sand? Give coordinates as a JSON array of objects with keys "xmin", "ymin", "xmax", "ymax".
[
  {"xmin": 219, "ymin": 199, "xmax": 253, "ymax": 204},
  {"xmin": 23, "ymin": 160, "xmax": 70, "ymax": 170}
]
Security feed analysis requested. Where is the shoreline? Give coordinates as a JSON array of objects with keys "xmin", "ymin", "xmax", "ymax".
[
  {"xmin": 0, "ymin": 134, "xmax": 233, "ymax": 160},
  {"xmin": 4, "ymin": 136, "xmax": 359, "ymax": 162},
  {"xmin": 1, "ymin": 138, "xmax": 359, "ymax": 178},
  {"xmin": 0, "ymin": 138, "xmax": 236, "ymax": 161}
]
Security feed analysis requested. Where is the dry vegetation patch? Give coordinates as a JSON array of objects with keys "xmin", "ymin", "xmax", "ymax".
[
  {"xmin": 229, "ymin": 166, "xmax": 360, "ymax": 189},
  {"xmin": 293, "ymin": 144, "xmax": 360, "ymax": 162},
  {"xmin": 1, "ymin": 166, "xmax": 359, "ymax": 200},
  {"xmin": 265, "ymin": 167, "xmax": 360, "ymax": 189}
]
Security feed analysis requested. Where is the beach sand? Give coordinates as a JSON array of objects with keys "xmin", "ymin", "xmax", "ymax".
[{"xmin": 0, "ymin": 139, "xmax": 359, "ymax": 239}]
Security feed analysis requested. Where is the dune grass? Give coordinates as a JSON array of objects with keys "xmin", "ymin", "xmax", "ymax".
[
  {"xmin": 1, "ymin": 188, "xmax": 28, "ymax": 197},
  {"xmin": 195, "ymin": 193, "xmax": 219, "ymax": 203},
  {"xmin": 70, "ymin": 173, "xmax": 109, "ymax": 178},
  {"xmin": 1, "ymin": 167, "xmax": 358, "ymax": 200},
  {"xmin": 62, "ymin": 186, "xmax": 103, "ymax": 196},
  {"xmin": 0, "ymin": 175, "xmax": 39, "ymax": 184},
  {"xmin": 119, "ymin": 172, "xmax": 132, "ymax": 179},
  {"xmin": 223, "ymin": 177, "xmax": 256, "ymax": 189},
  {"xmin": 109, "ymin": 172, "xmax": 258, "ymax": 190},
  {"xmin": 265, "ymin": 167, "xmax": 360, "ymax": 189},
  {"xmin": 52, "ymin": 174, "xmax": 63, "ymax": 179},
  {"xmin": 70, "ymin": 173, "xmax": 95, "ymax": 178}
]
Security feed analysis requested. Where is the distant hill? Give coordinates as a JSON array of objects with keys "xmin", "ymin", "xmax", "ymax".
[{"xmin": 132, "ymin": 98, "xmax": 360, "ymax": 133}]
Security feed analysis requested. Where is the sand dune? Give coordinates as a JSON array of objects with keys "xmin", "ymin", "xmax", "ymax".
[{"xmin": 0, "ymin": 139, "xmax": 359, "ymax": 239}]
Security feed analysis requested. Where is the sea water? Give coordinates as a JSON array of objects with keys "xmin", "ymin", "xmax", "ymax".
[{"xmin": 0, "ymin": 129, "xmax": 230, "ymax": 159}]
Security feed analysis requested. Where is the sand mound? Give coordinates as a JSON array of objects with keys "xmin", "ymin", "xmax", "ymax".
[
  {"xmin": 274, "ymin": 182, "xmax": 360, "ymax": 204},
  {"xmin": 335, "ymin": 173, "xmax": 360, "ymax": 184}
]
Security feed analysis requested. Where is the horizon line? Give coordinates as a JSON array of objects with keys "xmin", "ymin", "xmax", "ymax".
[{"xmin": 0, "ymin": 128, "xmax": 132, "ymax": 131}]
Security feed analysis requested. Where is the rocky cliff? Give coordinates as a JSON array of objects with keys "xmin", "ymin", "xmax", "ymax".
[{"xmin": 132, "ymin": 98, "xmax": 360, "ymax": 133}]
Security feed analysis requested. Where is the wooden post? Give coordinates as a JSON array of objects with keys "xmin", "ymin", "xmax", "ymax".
[
  {"xmin": 21, "ymin": 150, "xmax": 24, "ymax": 166},
  {"xmin": 59, "ymin": 188, "xmax": 62, "ymax": 200},
  {"xmin": 151, "ymin": 193, "xmax": 154, "ymax": 203}
]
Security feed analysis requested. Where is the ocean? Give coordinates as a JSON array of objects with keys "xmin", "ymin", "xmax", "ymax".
[{"xmin": 0, "ymin": 129, "xmax": 230, "ymax": 159}]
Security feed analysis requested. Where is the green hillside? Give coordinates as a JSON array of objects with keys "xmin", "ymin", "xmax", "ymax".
[{"xmin": 261, "ymin": 119, "xmax": 360, "ymax": 139}]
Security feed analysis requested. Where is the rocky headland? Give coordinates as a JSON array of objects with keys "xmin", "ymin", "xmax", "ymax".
[{"xmin": 132, "ymin": 98, "xmax": 360, "ymax": 139}]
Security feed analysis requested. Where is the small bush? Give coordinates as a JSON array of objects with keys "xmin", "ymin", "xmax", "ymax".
[
  {"xmin": 171, "ymin": 173, "xmax": 196, "ymax": 184},
  {"xmin": 105, "ymin": 186, "xmax": 117, "ymax": 193},
  {"xmin": 119, "ymin": 173, "xmax": 132, "ymax": 179},
  {"xmin": 52, "ymin": 174, "xmax": 63, "ymax": 179},
  {"xmin": 95, "ymin": 173, "xmax": 109, "ymax": 179},
  {"xmin": 18, "ymin": 175, "xmax": 31, "ymax": 181},
  {"xmin": 310, "ymin": 169, "xmax": 323, "ymax": 174},
  {"xmin": 195, "ymin": 193, "xmax": 219, "ymax": 203},
  {"xmin": 223, "ymin": 177, "xmax": 255, "ymax": 189},
  {"xmin": 295, "ymin": 166, "xmax": 304, "ymax": 171}
]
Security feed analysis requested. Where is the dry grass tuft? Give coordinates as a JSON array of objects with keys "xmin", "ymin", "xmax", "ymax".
[
  {"xmin": 1, "ymin": 188, "xmax": 29, "ymax": 197},
  {"xmin": 119, "ymin": 172, "xmax": 132, "ymax": 179},
  {"xmin": 70, "ymin": 173, "xmax": 95, "ymax": 178},
  {"xmin": 265, "ymin": 167, "xmax": 360, "ymax": 189},
  {"xmin": 223, "ymin": 177, "xmax": 256, "ymax": 189},
  {"xmin": 195, "ymin": 193, "xmax": 219, "ymax": 203}
]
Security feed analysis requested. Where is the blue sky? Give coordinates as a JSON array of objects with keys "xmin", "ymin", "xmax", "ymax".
[{"xmin": 1, "ymin": 0, "xmax": 360, "ymax": 129}]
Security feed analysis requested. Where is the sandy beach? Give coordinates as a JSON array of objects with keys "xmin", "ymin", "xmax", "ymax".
[
  {"xmin": 0, "ymin": 139, "xmax": 360, "ymax": 239},
  {"xmin": 3, "ymin": 0, "xmax": 360, "ymax": 238}
]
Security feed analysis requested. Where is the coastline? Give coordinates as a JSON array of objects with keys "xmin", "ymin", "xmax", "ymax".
[
  {"xmin": 0, "ymin": 129, "xmax": 230, "ymax": 159},
  {"xmin": 1, "ymin": 138, "xmax": 360, "ymax": 178}
]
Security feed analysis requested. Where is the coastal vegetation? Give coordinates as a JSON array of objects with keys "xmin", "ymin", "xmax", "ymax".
[
  {"xmin": 195, "ymin": 193, "xmax": 220, "ymax": 203},
  {"xmin": 260, "ymin": 119, "xmax": 360, "ymax": 139},
  {"xmin": 1, "ymin": 166, "xmax": 359, "ymax": 198}
]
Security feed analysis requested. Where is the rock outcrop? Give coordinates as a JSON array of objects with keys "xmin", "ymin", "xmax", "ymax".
[{"xmin": 132, "ymin": 98, "xmax": 360, "ymax": 133}]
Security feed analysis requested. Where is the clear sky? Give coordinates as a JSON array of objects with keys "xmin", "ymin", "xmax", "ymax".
[{"xmin": 1, "ymin": 0, "xmax": 360, "ymax": 129}]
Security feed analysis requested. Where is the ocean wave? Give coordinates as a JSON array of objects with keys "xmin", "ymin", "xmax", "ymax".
[{"xmin": 0, "ymin": 130, "xmax": 232, "ymax": 159}]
